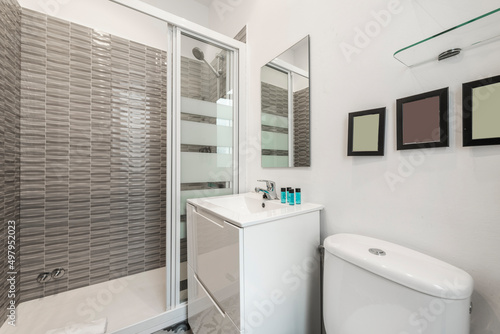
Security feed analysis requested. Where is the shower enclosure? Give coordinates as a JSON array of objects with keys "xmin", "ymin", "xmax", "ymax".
[
  {"xmin": 176, "ymin": 33, "xmax": 238, "ymax": 303},
  {"xmin": 0, "ymin": 0, "xmax": 245, "ymax": 332}
]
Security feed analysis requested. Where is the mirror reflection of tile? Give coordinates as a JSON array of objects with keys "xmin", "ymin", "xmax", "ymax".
[{"xmin": 402, "ymin": 96, "xmax": 440, "ymax": 145}]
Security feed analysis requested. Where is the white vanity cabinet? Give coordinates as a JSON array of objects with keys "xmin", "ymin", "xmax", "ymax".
[{"xmin": 186, "ymin": 193, "xmax": 323, "ymax": 334}]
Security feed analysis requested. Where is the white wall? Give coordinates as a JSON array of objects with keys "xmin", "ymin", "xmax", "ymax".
[
  {"xmin": 209, "ymin": 0, "xmax": 500, "ymax": 332},
  {"xmin": 141, "ymin": 0, "xmax": 209, "ymax": 28}
]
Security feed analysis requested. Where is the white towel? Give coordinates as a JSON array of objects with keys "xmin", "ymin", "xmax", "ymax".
[{"xmin": 45, "ymin": 318, "xmax": 107, "ymax": 334}]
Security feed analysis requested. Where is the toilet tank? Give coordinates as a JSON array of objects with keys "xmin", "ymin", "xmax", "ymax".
[{"xmin": 323, "ymin": 234, "xmax": 474, "ymax": 334}]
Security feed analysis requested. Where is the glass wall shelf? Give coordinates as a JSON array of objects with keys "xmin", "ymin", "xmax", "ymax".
[{"xmin": 394, "ymin": 8, "xmax": 500, "ymax": 67}]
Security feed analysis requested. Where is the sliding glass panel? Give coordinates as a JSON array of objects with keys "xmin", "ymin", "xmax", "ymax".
[{"xmin": 179, "ymin": 33, "xmax": 235, "ymax": 302}]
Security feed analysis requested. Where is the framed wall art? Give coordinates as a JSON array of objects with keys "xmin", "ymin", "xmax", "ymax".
[
  {"xmin": 396, "ymin": 87, "xmax": 449, "ymax": 150},
  {"xmin": 347, "ymin": 107, "xmax": 386, "ymax": 156},
  {"xmin": 463, "ymin": 74, "xmax": 500, "ymax": 147}
]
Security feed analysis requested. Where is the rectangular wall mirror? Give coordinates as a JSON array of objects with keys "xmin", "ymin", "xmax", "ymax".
[
  {"xmin": 463, "ymin": 74, "xmax": 500, "ymax": 146},
  {"xmin": 396, "ymin": 87, "xmax": 449, "ymax": 150},
  {"xmin": 261, "ymin": 35, "xmax": 310, "ymax": 167},
  {"xmin": 347, "ymin": 108, "xmax": 386, "ymax": 156}
]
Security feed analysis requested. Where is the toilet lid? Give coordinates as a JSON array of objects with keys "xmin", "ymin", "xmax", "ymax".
[{"xmin": 323, "ymin": 233, "xmax": 474, "ymax": 300}]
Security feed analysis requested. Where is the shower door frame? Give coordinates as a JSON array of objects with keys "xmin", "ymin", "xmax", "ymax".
[{"xmin": 110, "ymin": 0, "xmax": 247, "ymax": 323}]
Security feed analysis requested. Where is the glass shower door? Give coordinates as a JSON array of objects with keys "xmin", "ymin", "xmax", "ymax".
[{"xmin": 176, "ymin": 32, "xmax": 237, "ymax": 302}]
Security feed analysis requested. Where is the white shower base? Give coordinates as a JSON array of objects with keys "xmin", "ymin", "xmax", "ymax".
[{"xmin": 0, "ymin": 267, "xmax": 185, "ymax": 334}]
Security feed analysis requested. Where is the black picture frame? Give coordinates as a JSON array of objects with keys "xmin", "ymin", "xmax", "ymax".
[
  {"xmin": 396, "ymin": 87, "xmax": 449, "ymax": 150},
  {"xmin": 463, "ymin": 74, "xmax": 500, "ymax": 147},
  {"xmin": 347, "ymin": 107, "xmax": 386, "ymax": 156}
]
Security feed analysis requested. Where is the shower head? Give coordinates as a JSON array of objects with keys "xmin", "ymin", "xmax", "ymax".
[
  {"xmin": 192, "ymin": 47, "xmax": 205, "ymax": 61},
  {"xmin": 192, "ymin": 47, "xmax": 221, "ymax": 78}
]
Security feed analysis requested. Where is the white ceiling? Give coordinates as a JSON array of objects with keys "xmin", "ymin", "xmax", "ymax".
[{"xmin": 192, "ymin": 0, "xmax": 212, "ymax": 7}]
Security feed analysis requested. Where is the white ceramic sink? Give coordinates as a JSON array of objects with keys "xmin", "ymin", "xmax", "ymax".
[
  {"xmin": 203, "ymin": 192, "xmax": 284, "ymax": 214},
  {"xmin": 187, "ymin": 192, "xmax": 323, "ymax": 227}
]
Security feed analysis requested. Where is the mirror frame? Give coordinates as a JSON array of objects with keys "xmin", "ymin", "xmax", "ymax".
[
  {"xmin": 396, "ymin": 87, "xmax": 449, "ymax": 150},
  {"xmin": 463, "ymin": 74, "xmax": 500, "ymax": 147},
  {"xmin": 347, "ymin": 107, "xmax": 386, "ymax": 156}
]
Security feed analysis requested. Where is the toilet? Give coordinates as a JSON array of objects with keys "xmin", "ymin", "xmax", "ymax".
[{"xmin": 323, "ymin": 234, "xmax": 474, "ymax": 334}]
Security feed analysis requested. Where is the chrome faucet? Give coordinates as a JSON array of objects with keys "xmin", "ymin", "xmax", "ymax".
[{"xmin": 255, "ymin": 180, "xmax": 279, "ymax": 200}]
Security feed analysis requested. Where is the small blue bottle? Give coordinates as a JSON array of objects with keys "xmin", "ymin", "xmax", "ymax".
[
  {"xmin": 295, "ymin": 188, "xmax": 301, "ymax": 205},
  {"xmin": 289, "ymin": 189, "xmax": 295, "ymax": 205},
  {"xmin": 287, "ymin": 187, "xmax": 292, "ymax": 203},
  {"xmin": 281, "ymin": 188, "xmax": 286, "ymax": 204}
]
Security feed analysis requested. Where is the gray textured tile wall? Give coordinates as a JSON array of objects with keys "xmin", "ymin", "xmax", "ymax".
[
  {"xmin": 181, "ymin": 52, "xmax": 227, "ymax": 104},
  {"xmin": 220, "ymin": 52, "xmax": 228, "ymax": 100},
  {"xmin": 234, "ymin": 26, "xmax": 247, "ymax": 43},
  {"xmin": 294, "ymin": 87, "xmax": 310, "ymax": 167},
  {"xmin": 181, "ymin": 57, "xmax": 211, "ymax": 101},
  {"xmin": 0, "ymin": 0, "xmax": 21, "ymax": 322},
  {"xmin": 19, "ymin": 9, "xmax": 167, "ymax": 302},
  {"xmin": 209, "ymin": 51, "xmax": 227, "ymax": 102}
]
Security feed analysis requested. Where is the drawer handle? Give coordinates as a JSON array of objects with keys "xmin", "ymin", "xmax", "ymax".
[
  {"xmin": 194, "ymin": 274, "xmax": 226, "ymax": 318},
  {"xmin": 195, "ymin": 211, "xmax": 224, "ymax": 228}
]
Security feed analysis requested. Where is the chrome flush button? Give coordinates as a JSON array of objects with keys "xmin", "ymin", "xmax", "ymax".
[{"xmin": 369, "ymin": 248, "xmax": 386, "ymax": 256}]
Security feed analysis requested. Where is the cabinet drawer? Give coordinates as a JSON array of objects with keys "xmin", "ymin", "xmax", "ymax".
[
  {"xmin": 188, "ymin": 267, "xmax": 240, "ymax": 334},
  {"xmin": 191, "ymin": 209, "xmax": 241, "ymax": 329}
]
